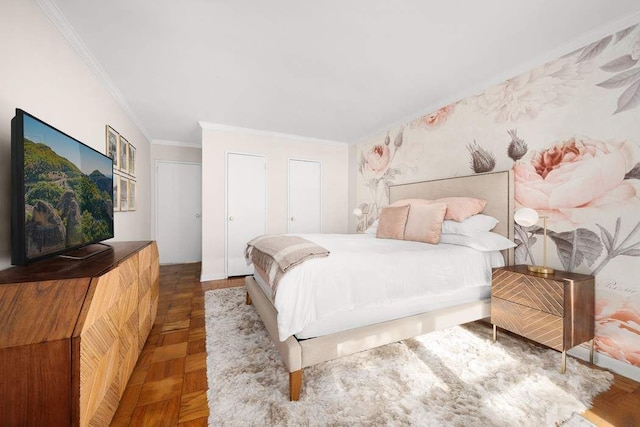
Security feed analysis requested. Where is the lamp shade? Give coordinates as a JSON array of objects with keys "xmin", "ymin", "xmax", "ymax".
[
  {"xmin": 514, "ymin": 207, "xmax": 539, "ymax": 227},
  {"xmin": 352, "ymin": 208, "xmax": 363, "ymax": 217}
]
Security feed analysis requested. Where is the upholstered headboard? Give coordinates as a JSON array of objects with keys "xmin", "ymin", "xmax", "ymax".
[{"xmin": 389, "ymin": 170, "xmax": 514, "ymax": 264}]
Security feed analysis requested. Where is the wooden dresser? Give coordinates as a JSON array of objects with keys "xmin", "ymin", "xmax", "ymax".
[
  {"xmin": 0, "ymin": 241, "xmax": 159, "ymax": 426},
  {"xmin": 491, "ymin": 265, "xmax": 595, "ymax": 372}
]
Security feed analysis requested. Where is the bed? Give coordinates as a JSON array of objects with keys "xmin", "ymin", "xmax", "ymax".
[{"xmin": 244, "ymin": 170, "xmax": 514, "ymax": 400}]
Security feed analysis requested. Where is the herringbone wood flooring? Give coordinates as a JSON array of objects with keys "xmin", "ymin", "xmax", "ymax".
[{"xmin": 111, "ymin": 263, "xmax": 640, "ymax": 426}]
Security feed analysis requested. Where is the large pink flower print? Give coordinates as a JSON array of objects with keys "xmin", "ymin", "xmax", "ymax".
[
  {"xmin": 411, "ymin": 105, "xmax": 454, "ymax": 129},
  {"xmin": 365, "ymin": 144, "xmax": 391, "ymax": 177},
  {"xmin": 595, "ymin": 295, "xmax": 640, "ymax": 366},
  {"xmin": 513, "ymin": 137, "xmax": 640, "ymax": 226}
]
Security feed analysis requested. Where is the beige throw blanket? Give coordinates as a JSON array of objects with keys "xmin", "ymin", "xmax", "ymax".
[{"xmin": 245, "ymin": 235, "xmax": 330, "ymax": 296}]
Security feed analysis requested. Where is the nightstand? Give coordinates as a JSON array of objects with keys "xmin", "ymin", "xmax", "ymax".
[{"xmin": 491, "ymin": 265, "xmax": 595, "ymax": 373}]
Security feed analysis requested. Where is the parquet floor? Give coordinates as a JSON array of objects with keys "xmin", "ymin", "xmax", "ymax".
[
  {"xmin": 112, "ymin": 262, "xmax": 640, "ymax": 426},
  {"xmin": 110, "ymin": 263, "xmax": 243, "ymax": 426}
]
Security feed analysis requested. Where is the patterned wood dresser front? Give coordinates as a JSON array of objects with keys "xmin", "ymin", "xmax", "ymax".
[
  {"xmin": 491, "ymin": 265, "xmax": 595, "ymax": 372},
  {"xmin": 0, "ymin": 241, "xmax": 159, "ymax": 426}
]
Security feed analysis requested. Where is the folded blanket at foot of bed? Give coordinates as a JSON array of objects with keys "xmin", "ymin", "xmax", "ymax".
[{"xmin": 245, "ymin": 234, "xmax": 329, "ymax": 296}]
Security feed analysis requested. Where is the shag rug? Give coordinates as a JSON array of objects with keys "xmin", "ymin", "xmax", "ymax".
[{"xmin": 205, "ymin": 288, "xmax": 613, "ymax": 426}]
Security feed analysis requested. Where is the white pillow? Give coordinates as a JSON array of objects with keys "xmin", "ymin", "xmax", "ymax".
[
  {"xmin": 441, "ymin": 214, "xmax": 499, "ymax": 236},
  {"xmin": 439, "ymin": 231, "xmax": 516, "ymax": 251},
  {"xmin": 365, "ymin": 219, "xmax": 379, "ymax": 234}
]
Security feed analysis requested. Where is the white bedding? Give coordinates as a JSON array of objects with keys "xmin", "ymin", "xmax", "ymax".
[{"xmin": 254, "ymin": 234, "xmax": 504, "ymax": 341}]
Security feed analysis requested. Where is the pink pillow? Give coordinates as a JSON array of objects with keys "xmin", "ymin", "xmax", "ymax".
[
  {"xmin": 376, "ymin": 205, "xmax": 410, "ymax": 240},
  {"xmin": 390, "ymin": 197, "xmax": 486, "ymax": 222},
  {"xmin": 437, "ymin": 197, "xmax": 487, "ymax": 221},
  {"xmin": 404, "ymin": 203, "xmax": 447, "ymax": 244},
  {"xmin": 389, "ymin": 198, "xmax": 431, "ymax": 208}
]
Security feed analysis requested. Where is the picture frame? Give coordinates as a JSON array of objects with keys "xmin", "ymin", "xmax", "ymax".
[
  {"xmin": 113, "ymin": 173, "xmax": 120, "ymax": 212},
  {"xmin": 128, "ymin": 143, "xmax": 136, "ymax": 176},
  {"xmin": 105, "ymin": 125, "xmax": 118, "ymax": 166},
  {"xmin": 119, "ymin": 135, "xmax": 129, "ymax": 172},
  {"xmin": 119, "ymin": 175, "xmax": 128, "ymax": 211},
  {"xmin": 128, "ymin": 180, "xmax": 136, "ymax": 211}
]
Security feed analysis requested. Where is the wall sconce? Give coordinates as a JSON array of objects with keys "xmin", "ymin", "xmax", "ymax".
[
  {"xmin": 352, "ymin": 208, "xmax": 368, "ymax": 233},
  {"xmin": 514, "ymin": 207, "xmax": 554, "ymax": 274}
]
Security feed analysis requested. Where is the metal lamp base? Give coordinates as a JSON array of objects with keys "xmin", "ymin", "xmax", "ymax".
[{"xmin": 527, "ymin": 265, "xmax": 555, "ymax": 275}]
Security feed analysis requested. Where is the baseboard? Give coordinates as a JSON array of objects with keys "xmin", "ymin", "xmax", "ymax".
[
  {"xmin": 200, "ymin": 274, "xmax": 227, "ymax": 282},
  {"xmin": 569, "ymin": 345, "xmax": 640, "ymax": 382},
  {"xmin": 200, "ymin": 273, "xmax": 227, "ymax": 282}
]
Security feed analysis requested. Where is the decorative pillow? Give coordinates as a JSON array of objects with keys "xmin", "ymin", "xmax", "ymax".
[
  {"xmin": 439, "ymin": 231, "xmax": 516, "ymax": 251},
  {"xmin": 441, "ymin": 214, "xmax": 499, "ymax": 236},
  {"xmin": 433, "ymin": 197, "xmax": 487, "ymax": 221},
  {"xmin": 404, "ymin": 203, "xmax": 447, "ymax": 244},
  {"xmin": 376, "ymin": 205, "xmax": 410, "ymax": 240},
  {"xmin": 364, "ymin": 219, "xmax": 379, "ymax": 234},
  {"xmin": 389, "ymin": 198, "xmax": 431, "ymax": 208},
  {"xmin": 390, "ymin": 197, "xmax": 487, "ymax": 222}
]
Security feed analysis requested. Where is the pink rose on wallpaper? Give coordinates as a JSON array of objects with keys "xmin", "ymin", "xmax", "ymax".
[
  {"xmin": 513, "ymin": 137, "xmax": 640, "ymax": 225},
  {"xmin": 357, "ymin": 129, "xmax": 407, "ymax": 231},
  {"xmin": 411, "ymin": 105, "xmax": 454, "ymax": 129},
  {"xmin": 472, "ymin": 57, "xmax": 590, "ymax": 123},
  {"xmin": 594, "ymin": 292, "xmax": 640, "ymax": 366},
  {"xmin": 365, "ymin": 144, "xmax": 391, "ymax": 177},
  {"xmin": 595, "ymin": 319, "xmax": 640, "ymax": 366}
]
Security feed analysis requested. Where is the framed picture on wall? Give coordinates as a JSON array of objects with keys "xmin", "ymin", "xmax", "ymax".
[
  {"xmin": 120, "ymin": 175, "xmax": 128, "ymax": 211},
  {"xmin": 113, "ymin": 174, "xmax": 120, "ymax": 212},
  {"xmin": 119, "ymin": 135, "xmax": 129, "ymax": 172},
  {"xmin": 128, "ymin": 143, "xmax": 136, "ymax": 176},
  {"xmin": 105, "ymin": 125, "xmax": 119, "ymax": 166},
  {"xmin": 128, "ymin": 180, "xmax": 136, "ymax": 211}
]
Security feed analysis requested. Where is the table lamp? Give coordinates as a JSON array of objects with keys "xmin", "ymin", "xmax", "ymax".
[
  {"xmin": 514, "ymin": 207, "xmax": 554, "ymax": 274},
  {"xmin": 352, "ymin": 208, "xmax": 368, "ymax": 233}
]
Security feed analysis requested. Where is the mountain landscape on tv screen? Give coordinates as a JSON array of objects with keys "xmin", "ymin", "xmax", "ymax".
[{"xmin": 23, "ymin": 138, "xmax": 113, "ymax": 259}]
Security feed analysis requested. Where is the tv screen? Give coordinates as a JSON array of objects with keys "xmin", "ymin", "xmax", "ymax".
[{"xmin": 11, "ymin": 109, "xmax": 114, "ymax": 265}]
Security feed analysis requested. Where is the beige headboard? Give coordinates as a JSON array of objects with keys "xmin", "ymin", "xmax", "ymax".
[{"xmin": 389, "ymin": 170, "xmax": 514, "ymax": 264}]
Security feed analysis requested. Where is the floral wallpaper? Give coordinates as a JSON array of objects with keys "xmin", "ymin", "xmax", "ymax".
[{"xmin": 356, "ymin": 24, "xmax": 640, "ymax": 373}]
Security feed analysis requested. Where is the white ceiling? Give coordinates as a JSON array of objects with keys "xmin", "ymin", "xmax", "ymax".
[{"xmin": 43, "ymin": 1, "xmax": 640, "ymax": 145}]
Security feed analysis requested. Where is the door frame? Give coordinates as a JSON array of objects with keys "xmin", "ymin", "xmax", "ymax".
[
  {"xmin": 154, "ymin": 160, "xmax": 202, "ymax": 263},
  {"xmin": 225, "ymin": 151, "xmax": 268, "ymax": 277},
  {"xmin": 287, "ymin": 158, "xmax": 322, "ymax": 234}
]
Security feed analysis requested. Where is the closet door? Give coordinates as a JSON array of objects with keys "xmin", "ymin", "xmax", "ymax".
[
  {"xmin": 288, "ymin": 159, "xmax": 321, "ymax": 234},
  {"xmin": 156, "ymin": 161, "xmax": 202, "ymax": 264},
  {"xmin": 226, "ymin": 153, "xmax": 266, "ymax": 276}
]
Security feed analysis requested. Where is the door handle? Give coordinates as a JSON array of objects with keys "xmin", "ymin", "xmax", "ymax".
[
  {"xmin": 229, "ymin": 216, "xmax": 234, "ymax": 221},
  {"xmin": 195, "ymin": 214, "xmax": 201, "ymax": 219},
  {"xmin": 290, "ymin": 217, "xmax": 295, "ymax": 221}
]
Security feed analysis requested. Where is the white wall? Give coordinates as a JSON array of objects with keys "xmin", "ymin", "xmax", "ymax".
[
  {"xmin": 348, "ymin": 143, "xmax": 359, "ymax": 232},
  {"xmin": 0, "ymin": 0, "xmax": 152, "ymax": 269},
  {"xmin": 200, "ymin": 126, "xmax": 349, "ymax": 280},
  {"xmin": 149, "ymin": 142, "xmax": 202, "ymax": 240}
]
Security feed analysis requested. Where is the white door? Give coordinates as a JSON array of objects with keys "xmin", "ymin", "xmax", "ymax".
[
  {"xmin": 226, "ymin": 153, "xmax": 266, "ymax": 276},
  {"xmin": 156, "ymin": 161, "xmax": 202, "ymax": 264},
  {"xmin": 288, "ymin": 159, "xmax": 321, "ymax": 234}
]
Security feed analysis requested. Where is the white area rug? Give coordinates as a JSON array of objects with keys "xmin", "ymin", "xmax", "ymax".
[{"xmin": 205, "ymin": 288, "xmax": 613, "ymax": 426}]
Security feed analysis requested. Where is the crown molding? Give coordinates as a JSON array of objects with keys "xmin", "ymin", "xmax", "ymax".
[
  {"xmin": 353, "ymin": 11, "xmax": 640, "ymax": 146},
  {"xmin": 198, "ymin": 121, "xmax": 348, "ymax": 147},
  {"xmin": 36, "ymin": 0, "xmax": 153, "ymax": 143},
  {"xmin": 152, "ymin": 139, "xmax": 202, "ymax": 149}
]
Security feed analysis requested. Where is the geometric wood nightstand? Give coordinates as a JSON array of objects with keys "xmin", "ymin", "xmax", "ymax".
[{"xmin": 491, "ymin": 265, "xmax": 595, "ymax": 373}]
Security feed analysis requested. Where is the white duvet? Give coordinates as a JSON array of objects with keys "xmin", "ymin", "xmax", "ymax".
[{"xmin": 264, "ymin": 234, "xmax": 504, "ymax": 341}]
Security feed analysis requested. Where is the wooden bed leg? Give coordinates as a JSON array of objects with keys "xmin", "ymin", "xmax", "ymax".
[
  {"xmin": 289, "ymin": 370, "xmax": 302, "ymax": 401},
  {"xmin": 245, "ymin": 291, "xmax": 252, "ymax": 305}
]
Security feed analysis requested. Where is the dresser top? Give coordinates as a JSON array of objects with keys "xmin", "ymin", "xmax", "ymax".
[
  {"xmin": 497, "ymin": 265, "xmax": 595, "ymax": 282},
  {"xmin": 0, "ymin": 241, "xmax": 152, "ymax": 285}
]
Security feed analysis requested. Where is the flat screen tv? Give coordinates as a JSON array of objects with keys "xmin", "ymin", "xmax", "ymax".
[{"xmin": 11, "ymin": 109, "xmax": 114, "ymax": 265}]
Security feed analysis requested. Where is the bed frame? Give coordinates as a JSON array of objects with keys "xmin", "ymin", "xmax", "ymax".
[{"xmin": 244, "ymin": 170, "xmax": 514, "ymax": 400}]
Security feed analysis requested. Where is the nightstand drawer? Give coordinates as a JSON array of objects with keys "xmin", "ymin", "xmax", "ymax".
[
  {"xmin": 492, "ymin": 269, "xmax": 564, "ymax": 316},
  {"xmin": 491, "ymin": 297, "xmax": 563, "ymax": 351}
]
